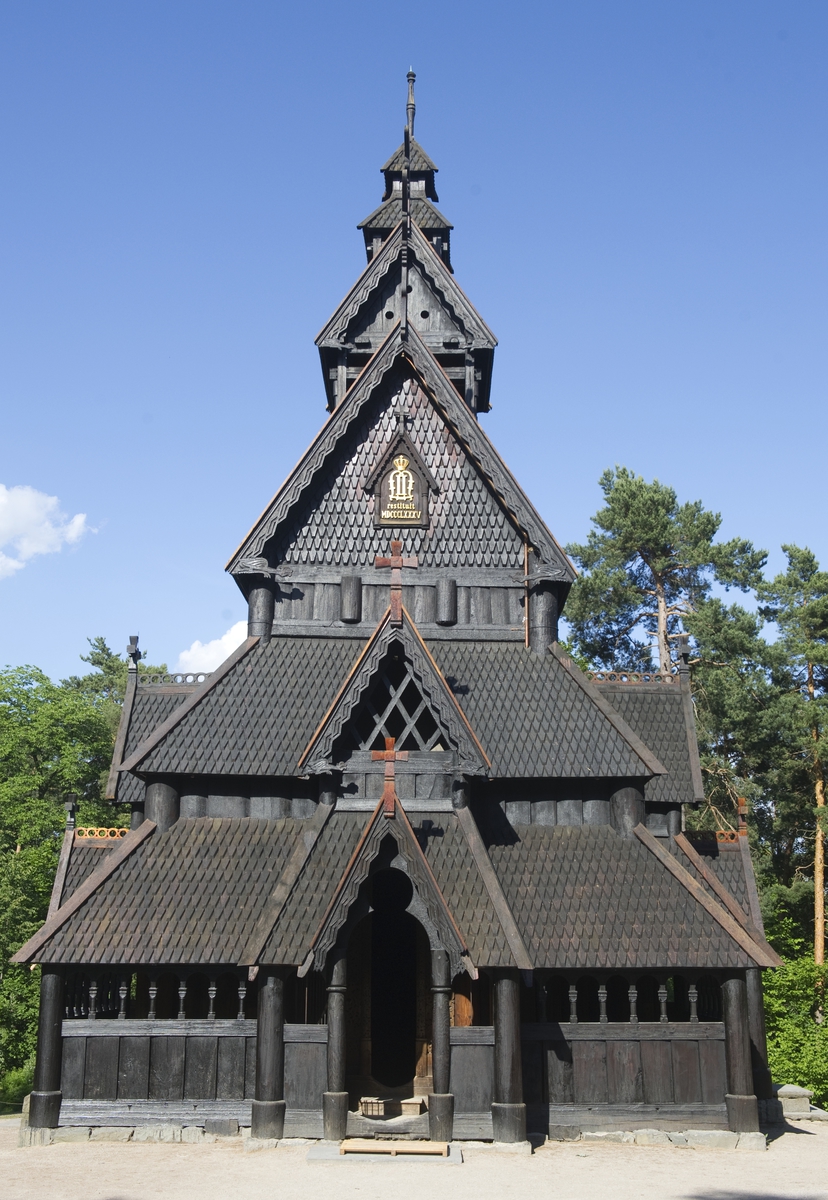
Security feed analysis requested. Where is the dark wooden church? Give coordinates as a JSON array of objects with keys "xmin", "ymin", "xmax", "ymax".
[{"xmin": 17, "ymin": 75, "xmax": 780, "ymax": 1145}]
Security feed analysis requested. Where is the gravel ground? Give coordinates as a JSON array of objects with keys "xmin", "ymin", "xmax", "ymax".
[{"xmin": 3, "ymin": 1117, "xmax": 828, "ymax": 1200}]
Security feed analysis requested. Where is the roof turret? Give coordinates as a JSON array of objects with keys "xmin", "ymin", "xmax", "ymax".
[{"xmin": 359, "ymin": 72, "xmax": 452, "ymax": 268}]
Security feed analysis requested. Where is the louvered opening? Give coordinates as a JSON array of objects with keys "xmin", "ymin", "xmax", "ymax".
[{"xmin": 336, "ymin": 642, "xmax": 448, "ymax": 755}]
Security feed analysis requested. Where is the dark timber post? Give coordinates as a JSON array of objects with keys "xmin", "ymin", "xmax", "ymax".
[
  {"xmin": 248, "ymin": 583, "xmax": 275, "ymax": 643},
  {"xmin": 746, "ymin": 968, "xmax": 773, "ymax": 1100},
  {"xmin": 251, "ymin": 969, "xmax": 286, "ymax": 1139},
  {"xmin": 492, "ymin": 970, "xmax": 526, "ymax": 1143},
  {"xmin": 29, "ymin": 967, "xmax": 64, "ymax": 1129},
  {"xmin": 722, "ymin": 974, "xmax": 760, "ymax": 1131},
  {"xmin": 323, "ymin": 947, "xmax": 348, "ymax": 1140},
  {"xmin": 429, "ymin": 949, "xmax": 454, "ymax": 1140},
  {"xmin": 144, "ymin": 781, "xmax": 179, "ymax": 832},
  {"xmin": 611, "ymin": 785, "xmax": 645, "ymax": 837},
  {"xmin": 528, "ymin": 582, "xmax": 558, "ymax": 654}
]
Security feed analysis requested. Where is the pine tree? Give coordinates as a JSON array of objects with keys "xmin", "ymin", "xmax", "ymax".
[
  {"xmin": 565, "ymin": 467, "xmax": 765, "ymax": 672},
  {"xmin": 758, "ymin": 547, "xmax": 828, "ymax": 965}
]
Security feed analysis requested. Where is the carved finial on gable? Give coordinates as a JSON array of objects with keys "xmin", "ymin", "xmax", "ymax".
[
  {"xmin": 126, "ymin": 635, "xmax": 141, "ymax": 673},
  {"xmin": 406, "ymin": 69, "xmax": 416, "ymax": 139}
]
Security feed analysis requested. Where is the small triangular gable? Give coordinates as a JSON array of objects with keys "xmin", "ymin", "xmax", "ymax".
[
  {"xmin": 300, "ymin": 607, "xmax": 489, "ymax": 774},
  {"xmin": 298, "ymin": 795, "xmax": 475, "ymax": 981}
]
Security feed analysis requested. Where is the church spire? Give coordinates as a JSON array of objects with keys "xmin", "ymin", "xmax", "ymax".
[
  {"xmin": 406, "ymin": 69, "xmax": 416, "ymax": 138},
  {"xmin": 358, "ymin": 73, "xmax": 452, "ymax": 268}
]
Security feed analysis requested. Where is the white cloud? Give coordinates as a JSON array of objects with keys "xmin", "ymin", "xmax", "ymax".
[
  {"xmin": 176, "ymin": 620, "xmax": 247, "ymax": 672},
  {"xmin": 0, "ymin": 484, "xmax": 89, "ymax": 579}
]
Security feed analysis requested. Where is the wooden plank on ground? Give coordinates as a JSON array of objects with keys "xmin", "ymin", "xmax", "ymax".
[{"xmin": 340, "ymin": 1139, "xmax": 448, "ymax": 1156}]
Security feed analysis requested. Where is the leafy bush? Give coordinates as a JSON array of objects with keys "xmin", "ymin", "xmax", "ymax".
[
  {"xmin": 764, "ymin": 957, "xmax": 828, "ymax": 1108},
  {"xmin": 0, "ymin": 1057, "xmax": 34, "ymax": 1110}
]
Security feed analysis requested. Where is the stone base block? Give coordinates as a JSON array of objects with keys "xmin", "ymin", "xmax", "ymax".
[
  {"xmin": 684, "ymin": 1130, "xmax": 739, "ymax": 1149},
  {"xmin": 726, "ymin": 1093, "xmax": 760, "ymax": 1133},
  {"xmin": 548, "ymin": 1125, "xmax": 580, "ymax": 1141},
  {"xmin": 582, "ymin": 1131, "xmax": 635, "ymax": 1144},
  {"xmin": 634, "ymin": 1130, "xmax": 671, "ymax": 1146},
  {"xmin": 18, "ymin": 1126, "xmax": 51, "ymax": 1147},
  {"xmin": 132, "ymin": 1124, "xmax": 182, "ymax": 1143},
  {"xmin": 736, "ymin": 1132, "xmax": 767, "ymax": 1151},
  {"xmin": 51, "ymin": 1127, "xmax": 91, "ymax": 1143},
  {"xmin": 491, "ymin": 1102, "xmax": 526, "ymax": 1144},
  {"xmin": 251, "ymin": 1100, "xmax": 285, "ymax": 1140},
  {"xmin": 323, "ymin": 1091, "xmax": 349, "ymax": 1142},
  {"xmin": 491, "ymin": 1140, "xmax": 532, "ymax": 1155},
  {"xmin": 90, "ymin": 1127, "xmax": 133, "ymax": 1142},
  {"xmin": 244, "ymin": 1137, "xmax": 280, "ymax": 1152},
  {"xmin": 428, "ymin": 1094, "xmax": 454, "ymax": 1142}
]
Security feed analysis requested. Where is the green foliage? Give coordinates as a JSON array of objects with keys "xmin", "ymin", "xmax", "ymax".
[
  {"xmin": 565, "ymin": 466, "xmax": 765, "ymax": 673},
  {"xmin": 0, "ymin": 1057, "xmax": 34, "ymax": 1111},
  {"xmin": 0, "ymin": 639, "xmax": 166, "ymax": 1077},
  {"xmin": 764, "ymin": 957, "xmax": 828, "ymax": 1107}
]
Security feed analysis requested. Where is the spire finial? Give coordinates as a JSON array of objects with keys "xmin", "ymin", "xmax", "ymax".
[{"xmin": 406, "ymin": 69, "xmax": 416, "ymax": 138}]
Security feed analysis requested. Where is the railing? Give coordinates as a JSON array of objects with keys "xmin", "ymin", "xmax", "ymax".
[
  {"xmin": 137, "ymin": 672, "xmax": 212, "ymax": 686},
  {"xmin": 587, "ymin": 670, "xmax": 678, "ymax": 685}
]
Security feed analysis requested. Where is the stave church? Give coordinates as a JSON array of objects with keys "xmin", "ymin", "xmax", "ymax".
[{"xmin": 17, "ymin": 75, "xmax": 780, "ymax": 1146}]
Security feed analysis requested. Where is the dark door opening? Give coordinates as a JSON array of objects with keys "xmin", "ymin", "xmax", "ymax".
[{"xmin": 370, "ymin": 869, "xmax": 418, "ymax": 1089}]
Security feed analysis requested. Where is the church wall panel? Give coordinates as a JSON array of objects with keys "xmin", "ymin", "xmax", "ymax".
[
  {"xmin": 149, "ymin": 1037, "xmax": 185, "ymax": 1101},
  {"xmin": 184, "ymin": 1037, "xmax": 218, "ymax": 1099},
  {"xmin": 118, "ymin": 1036, "xmax": 150, "ymax": 1099},
  {"xmin": 216, "ymin": 1037, "xmax": 246, "ymax": 1100},
  {"xmin": 83, "ymin": 1036, "xmax": 119, "ymax": 1100}
]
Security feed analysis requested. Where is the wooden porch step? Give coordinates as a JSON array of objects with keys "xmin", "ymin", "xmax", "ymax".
[{"xmin": 340, "ymin": 1138, "xmax": 448, "ymax": 1156}]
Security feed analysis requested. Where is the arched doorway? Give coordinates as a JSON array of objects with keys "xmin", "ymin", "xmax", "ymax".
[{"xmin": 370, "ymin": 869, "xmax": 418, "ymax": 1088}]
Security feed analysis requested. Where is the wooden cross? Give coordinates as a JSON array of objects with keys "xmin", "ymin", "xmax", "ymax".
[
  {"xmin": 371, "ymin": 737, "xmax": 409, "ymax": 818},
  {"xmin": 374, "ymin": 539, "xmax": 417, "ymax": 626}
]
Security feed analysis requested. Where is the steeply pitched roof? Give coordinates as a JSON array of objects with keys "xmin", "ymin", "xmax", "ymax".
[
  {"xmin": 226, "ymin": 324, "xmax": 574, "ymax": 580},
  {"xmin": 594, "ymin": 677, "xmax": 705, "ymax": 805},
  {"xmin": 382, "ymin": 138, "xmax": 438, "ymax": 174},
  {"xmin": 316, "ymin": 221, "xmax": 495, "ymax": 350},
  {"xmin": 359, "ymin": 196, "xmax": 452, "ymax": 233},
  {"xmin": 481, "ymin": 821, "xmax": 770, "ymax": 970},
  {"xmin": 121, "ymin": 637, "xmax": 360, "ymax": 778},
  {"xmin": 109, "ymin": 677, "xmax": 205, "ymax": 804},
  {"xmin": 430, "ymin": 641, "xmax": 665, "ymax": 778}
]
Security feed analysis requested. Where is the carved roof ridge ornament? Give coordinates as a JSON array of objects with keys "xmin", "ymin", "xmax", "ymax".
[
  {"xmin": 225, "ymin": 323, "xmax": 573, "ymax": 579},
  {"xmin": 298, "ymin": 605, "xmax": 489, "ymax": 774},
  {"xmin": 297, "ymin": 791, "xmax": 475, "ymax": 981}
]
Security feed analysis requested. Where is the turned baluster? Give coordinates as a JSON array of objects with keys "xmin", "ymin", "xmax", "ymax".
[
  {"xmin": 628, "ymin": 983, "xmax": 638, "ymax": 1024},
  {"xmin": 658, "ymin": 982, "xmax": 669, "ymax": 1023},
  {"xmin": 568, "ymin": 983, "xmax": 578, "ymax": 1024}
]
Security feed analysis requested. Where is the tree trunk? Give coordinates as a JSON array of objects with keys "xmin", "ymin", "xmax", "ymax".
[
  {"xmin": 655, "ymin": 577, "xmax": 670, "ymax": 674},
  {"xmin": 808, "ymin": 661, "xmax": 825, "ymax": 966}
]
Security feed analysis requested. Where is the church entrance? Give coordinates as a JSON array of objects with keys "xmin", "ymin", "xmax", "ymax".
[{"xmin": 370, "ymin": 869, "xmax": 417, "ymax": 1088}]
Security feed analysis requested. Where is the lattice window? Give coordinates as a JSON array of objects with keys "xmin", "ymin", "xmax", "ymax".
[{"xmin": 337, "ymin": 643, "xmax": 449, "ymax": 754}]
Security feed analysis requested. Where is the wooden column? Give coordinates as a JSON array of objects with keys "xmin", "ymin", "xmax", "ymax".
[
  {"xmin": 429, "ymin": 949, "xmax": 454, "ymax": 1140},
  {"xmin": 248, "ymin": 583, "xmax": 275, "ymax": 643},
  {"xmin": 722, "ymin": 974, "xmax": 760, "ymax": 1131},
  {"xmin": 528, "ymin": 582, "xmax": 559, "ymax": 655},
  {"xmin": 611, "ymin": 785, "xmax": 645, "ymax": 837},
  {"xmin": 746, "ymin": 968, "xmax": 773, "ymax": 1100},
  {"xmin": 251, "ymin": 969, "xmax": 286, "ymax": 1139},
  {"xmin": 145, "ymin": 781, "xmax": 179, "ymax": 832},
  {"xmin": 323, "ymin": 948, "xmax": 348, "ymax": 1141},
  {"xmin": 29, "ymin": 967, "xmax": 63, "ymax": 1129},
  {"xmin": 492, "ymin": 970, "xmax": 526, "ymax": 1143}
]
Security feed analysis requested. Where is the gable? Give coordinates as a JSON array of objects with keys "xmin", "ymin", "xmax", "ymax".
[
  {"xmin": 316, "ymin": 223, "xmax": 495, "ymax": 354},
  {"xmin": 260, "ymin": 370, "xmax": 526, "ymax": 572},
  {"xmin": 300, "ymin": 608, "xmax": 488, "ymax": 773}
]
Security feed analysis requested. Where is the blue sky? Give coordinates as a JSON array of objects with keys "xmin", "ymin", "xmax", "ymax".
[{"xmin": 1, "ymin": 1, "xmax": 825, "ymax": 679}]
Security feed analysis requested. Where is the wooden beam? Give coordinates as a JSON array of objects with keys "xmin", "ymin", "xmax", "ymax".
[
  {"xmin": 105, "ymin": 667, "xmax": 137, "ymax": 799},
  {"xmin": 238, "ymin": 800, "xmax": 335, "ymax": 967},
  {"xmin": 633, "ymin": 825, "xmax": 781, "ymax": 967},
  {"xmin": 454, "ymin": 805, "xmax": 533, "ymax": 971},
  {"xmin": 12, "ymin": 821, "xmax": 157, "ymax": 963},
  {"xmin": 47, "ymin": 826, "xmax": 74, "ymax": 919},
  {"xmin": 674, "ymin": 833, "xmax": 753, "ymax": 929}
]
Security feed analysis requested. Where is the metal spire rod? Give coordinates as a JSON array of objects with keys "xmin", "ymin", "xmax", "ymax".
[{"xmin": 406, "ymin": 69, "xmax": 416, "ymax": 138}]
